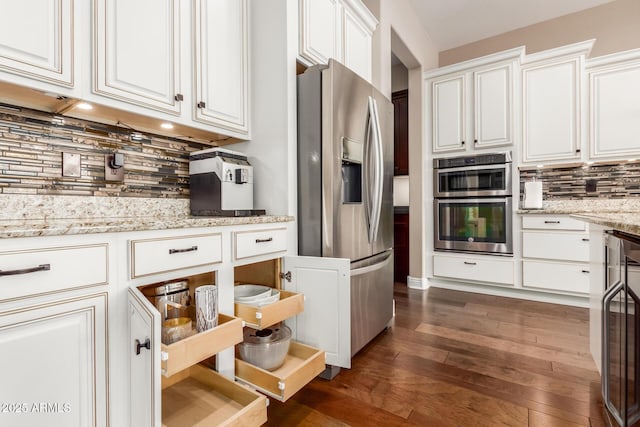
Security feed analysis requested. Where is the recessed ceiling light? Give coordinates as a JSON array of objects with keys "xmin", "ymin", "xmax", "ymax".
[
  {"xmin": 160, "ymin": 122, "xmax": 174, "ymax": 129},
  {"xmin": 76, "ymin": 102, "xmax": 93, "ymax": 110}
]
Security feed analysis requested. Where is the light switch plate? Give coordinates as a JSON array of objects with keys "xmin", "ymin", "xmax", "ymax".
[
  {"xmin": 105, "ymin": 154, "xmax": 124, "ymax": 181},
  {"xmin": 62, "ymin": 152, "xmax": 81, "ymax": 177}
]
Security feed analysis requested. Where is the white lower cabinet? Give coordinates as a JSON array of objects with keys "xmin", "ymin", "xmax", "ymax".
[
  {"xmin": 433, "ymin": 253, "xmax": 514, "ymax": 285},
  {"xmin": 0, "ymin": 293, "xmax": 108, "ymax": 427},
  {"xmin": 521, "ymin": 215, "xmax": 590, "ymax": 296}
]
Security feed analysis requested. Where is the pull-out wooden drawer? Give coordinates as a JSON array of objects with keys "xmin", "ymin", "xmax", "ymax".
[
  {"xmin": 523, "ymin": 231, "xmax": 590, "ymax": 262},
  {"xmin": 234, "ymin": 290, "xmax": 304, "ymax": 329},
  {"xmin": 234, "ymin": 227, "xmax": 287, "ymax": 261},
  {"xmin": 0, "ymin": 243, "xmax": 108, "ymax": 301},
  {"xmin": 161, "ymin": 364, "xmax": 267, "ymax": 427},
  {"xmin": 522, "ymin": 215, "xmax": 587, "ymax": 231},
  {"xmin": 235, "ymin": 341, "xmax": 325, "ymax": 402},
  {"xmin": 433, "ymin": 253, "xmax": 514, "ymax": 285},
  {"xmin": 130, "ymin": 233, "xmax": 222, "ymax": 278},
  {"xmin": 523, "ymin": 260, "xmax": 590, "ymax": 294},
  {"xmin": 161, "ymin": 314, "xmax": 243, "ymax": 377}
]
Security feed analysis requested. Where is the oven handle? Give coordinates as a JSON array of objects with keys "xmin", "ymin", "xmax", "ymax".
[{"xmin": 434, "ymin": 163, "xmax": 512, "ymax": 174}]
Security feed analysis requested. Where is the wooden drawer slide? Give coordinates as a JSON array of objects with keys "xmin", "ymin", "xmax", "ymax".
[
  {"xmin": 161, "ymin": 364, "xmax": 267, "ymax": 427},
  {"xmin": 235, "ymin": 341, "xmax": 325, "ymax": 402},
  {"xmin": 161, "ymin": 314, "xmax": 243, "ymax": 377},
  {"xmin": 234, "ymin": 290, "xmax": 303, "ymax": 329}
]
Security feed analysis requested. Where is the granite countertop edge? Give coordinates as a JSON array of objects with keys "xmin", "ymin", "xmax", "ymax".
[
  {"xmin": 0, "ymin": 215, "xmax": 295, "ymax": 238},
  {"xmin": 570, "ymin": 213, "xmax": 640, "ymax": 236}
]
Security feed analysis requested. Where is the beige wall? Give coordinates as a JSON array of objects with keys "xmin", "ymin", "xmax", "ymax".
[
  {"xmin": 363, "ymin": 0, "xmax": 438, "ymax": 285},
  {"xmin": 440, "ymin": 0, "xmax": 640, "ymax": 66}
]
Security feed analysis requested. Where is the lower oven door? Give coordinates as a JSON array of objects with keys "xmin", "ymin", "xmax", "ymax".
[{"xmin": 434, "ymin": 197, "xmax": 512, "ymax": 254}]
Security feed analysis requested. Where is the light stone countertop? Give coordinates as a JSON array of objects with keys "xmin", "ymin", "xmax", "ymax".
[
  {"xmin": 570, "ymin": 212, "xmax": 640, "ymax": 236},
  {"xmin": 517, "ymin": 199, "xmax": 640, "ymax": 215},
  {"xmin": 0, "ymin": 194, "xmax": 293, "ymax": 238}
]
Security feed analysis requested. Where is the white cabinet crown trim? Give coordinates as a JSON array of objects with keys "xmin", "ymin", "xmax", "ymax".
[
  {"xmin": 423, "ymin": 46, "xmax": 524, "ymax": 79},
  {"xmin": 586, "ymin": 47, "xmax": 640, "ymax": 69},
  {"xmin": 340, "ymin": 0, "xmax": 378, "ymax": 31},
  {"xmin": 521, "ymin": 39, "xmax": 594, "ymax": 66}
]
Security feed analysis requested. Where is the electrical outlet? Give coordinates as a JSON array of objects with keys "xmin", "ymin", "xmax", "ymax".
[
  {"xmin": 586, "ymin": 179, "xmax": 597, "ymax": 193},
  {"xmin": 105, "ymin": 154, "xmax": 124, "ymax": 181},
  {"xmin": 62, "ymin": 152, "xmax": 81, "ymax": 177}
]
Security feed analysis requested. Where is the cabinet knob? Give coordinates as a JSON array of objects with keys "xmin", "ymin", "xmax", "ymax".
[
  {"xmin": 197, "ymin": 101, "xmax": 206, "ymax": 109},
  {"xmin": 174, "ymin": 93, "xmax": 184, "ymax": 102},
  {"xmin": 461, "ymin": 140, "xmax": 465, "ymax": 146},
  {"xmin": 474, "ymin": 139, "xmax": 478, "ymax": 144},
  {"xmin": 135, "ymin": 338, "xmax": 151, "ymax": 355}
]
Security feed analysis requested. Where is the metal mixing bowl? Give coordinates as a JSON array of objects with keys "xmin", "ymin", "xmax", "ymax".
[{"xmin": 238, "ymin": 324, "xmax": 291, "ymax": 371}]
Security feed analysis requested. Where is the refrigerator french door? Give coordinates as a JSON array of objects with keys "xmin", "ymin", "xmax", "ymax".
[
  {"xmin": 297, "ymin": 59, "xmax": 394, "ymax": 367},
  {"xmin": 603, "ymin": 231, "xmax": 640, "ymax": 427}
]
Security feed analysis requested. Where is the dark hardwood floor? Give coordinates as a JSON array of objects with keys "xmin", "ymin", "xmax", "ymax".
[{"xmin": 265, "ymin": 283, "xmax": 605, "ymax": 426}]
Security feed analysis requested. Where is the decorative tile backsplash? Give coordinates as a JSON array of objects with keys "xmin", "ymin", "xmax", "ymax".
[
  {"xmin": 520, "ymin": 161, "xmax": 640, "ymax": 200},
  {"xmin": 0, "ymin": 104, "xmax": 208, "ymax": 198}
]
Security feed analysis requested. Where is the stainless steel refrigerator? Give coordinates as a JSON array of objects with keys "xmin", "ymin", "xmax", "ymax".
[{"xmin": 297, "ymin": 59, "xmax": 394, "ymax": 360}]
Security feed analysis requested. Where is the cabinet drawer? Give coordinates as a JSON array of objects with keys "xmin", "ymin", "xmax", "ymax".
[
  {"xmin": 234, "ymin": 227, "xmax": 287, "ymax": 260},
  {"xmin": 161, "ymin": 314, "xmax": 243, "ymax": 377},
  {"xmin": 0, "ymin": 244, "xmax": 108, "ymax": 301},
  {"xmin": 522, "ymin": 215, "xmax": 586, "ymax": 231},
  {"xmin": 523, "ymin": 232, "xmax": 590, "ymax": 262},
  {"xmin": 161, "ymin": 364, "xmax": 267, "ymax": 427},
  {"xmin": 235, "ymin": 340, "xmax": 325, "ymax": 402},
  {"xmin": 523, "ymin": 260, "xmax": 590, "ymax": 294},
  {"xmin": 235, "ymin": 290, "xmax": 304, "ymax": 329},
  {"xmin": 131, "ymin": 233, "xmax": 222, "ymax": 278},
  {"xmin": 433, "ymin": 254, "xmax": 514, "ymax": 285}
]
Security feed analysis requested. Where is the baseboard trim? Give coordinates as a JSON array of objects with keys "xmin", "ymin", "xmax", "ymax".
[{"xmin": 407, "ymin": 276, "xmax": 429, "ymax": 290}]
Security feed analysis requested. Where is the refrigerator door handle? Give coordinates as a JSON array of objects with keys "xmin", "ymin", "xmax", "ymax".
[
  {"xmin": 364, "ymin": 96, "xmax": 375, "ymax": 243},
  {"xmin": 370, "ymin": 97, "xmax": 384, "ymax": 243},
  {"xmin": 351, "ymin": 250, "xmax": 393, "ymax": 277}
]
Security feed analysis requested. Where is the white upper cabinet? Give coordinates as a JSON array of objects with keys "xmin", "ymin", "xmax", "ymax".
[
  {"xmin": 298, "ymin": 0, "xmax": 377, "ymax": 82},
  {"xmin": 94, "ymin": 0, "xmax": 182, "ymax": 114},
  {"xmin": 425, "ymin": 47, "xmax": 521, "ymax": 155},
  {"xmin": 587, "ymin": 49, "xmax": 640, "ymax": 160},
  {"xmin": 0, "ymin": 0, "xmax": 75, "ymax": 90},
  {"xmin": 298, "ymin": 0, "xmax": 341, "ymax": 66},
  {"xmin": 521, "ymin": 40, "xmax": 593, "ymax": 164},
  {"xmin": 193, "ymin": 0, "xmax": 249, "ymax": 135}
]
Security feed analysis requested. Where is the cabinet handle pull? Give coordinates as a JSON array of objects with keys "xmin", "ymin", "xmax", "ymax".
[
  {"xmin": 581, "ymin": 270, "xmax": 590, "ymax": 274},
  {"xmin": 463, "ymin": 261, "xmax": 476, "ymax": 266},
  {"xmin": 255, "ymin": 237, "xmax": 273, "ymax": 243},
  {"xmin": 197, "ymin": 101, "xmax": 206, "ymax": 109},
  {"xmin": 582, "ymin": 238, "xmax": 590, "ymax": 242},
  {"xmin": 544, "ymin": 221, "xmax": 561, "ymax": 224},
  {"xmin": 135, "ymin": 338, "xmax": 151, "ymax": 355},
  {"xmin": 0, "ymin": 263, "xmax": 50, "ymax": 277},
  {"xmin": 174, "ymin": 93, "xmax": 184, "ymax": 102},
  {"xmin": 169, "ymin": 246, "xmax": 198, "ymax": 255},
  {"xmin": 576, "ymin": 148, "xmax": 581, "ymax": 153}
]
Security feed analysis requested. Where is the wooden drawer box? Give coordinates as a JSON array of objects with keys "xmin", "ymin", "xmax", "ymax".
[
  {"xmin": 523, "ymin": 260, "xmax": 590, "ymax": 294},
  {"xmin": 161, "ymin": 314, "xmax": 243, "ymax": 377},
  {"xmin": 433, "ymin": 253, "xmax": 514, "ymax": 285},
  {"xmin": 523, "ymin": 231, "xmax": 590, "ymax": 262},
  {"xmin": 522, "ymin": 215, "xmax": 587, "ymax": 231},
  {"xmin": 234, "ymin": 290, "xmax": 304, "ymax": 329},
  {"xmin": 161, "ymin": 364, "xmax": 267, "ymax": 427},
  {"xmin": 0, "ymin": 243, "xmax": 108, "ymax": 301},
  {"xmin": 234, "ymin": 227, "xmax": 287, "ymax": 261},
  {"xmin": 130, "ymin": 233, "xmax": 222, "ymax": 278},
  {"xmin": 235, "ymin": 341, "xmax": 325, "ymax": 402}
]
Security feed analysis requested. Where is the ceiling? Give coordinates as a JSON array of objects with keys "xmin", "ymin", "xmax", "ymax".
[{"xmin": 409, "ymin": 0, "xmax": 616, "ymax": 51}]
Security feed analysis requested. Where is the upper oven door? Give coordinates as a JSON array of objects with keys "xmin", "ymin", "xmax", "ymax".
[{"xmin": 434, "ymin": 163, "xmax": 512, "ymax": 198}]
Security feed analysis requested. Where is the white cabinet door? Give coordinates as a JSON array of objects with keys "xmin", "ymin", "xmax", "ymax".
[
  {"xmin": 194, "ymin": 0, "xmax": 249, "ymax": 135},
  {"xmin": 128, "ymin": 287, "xmax": 161, "ymax": 427},
  {"xmin": 298, "ymin": 0, "xmax": 341, "ymax": 66},
  {"xmin": 94, "ymin": 0, "xmax": 182, "ymax": 114},
  {"xmin": 431, "ymin": 74, "xmax": 466, "ymax": 153},
  {"xmin": 0, "ymin": 0, "xmax": 74, "ymax": 87},
  {"xmin": 0, "ymin": 293, "xmax": 108, "ymax": 427},
  {"xmin": 589, "ymin": 59, "xmax": 640, "ymax": 159},
  {"xmin": 522, "ymin": 58, "xmax": 582, "ymax": 163},
  {"xmin": 342, "ymin": 6, "xmax": 372, "ymax": 82},
  {"xmin": 283, "ymin": 256, "xmax": 350, "ymax": 368},
  {"xmin": 474, "ymin": 63, "xmax": 513, "ymax": 148}
]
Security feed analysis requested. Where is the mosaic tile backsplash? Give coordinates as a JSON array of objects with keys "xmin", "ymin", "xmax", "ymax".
[
  {"xmin": 520, "ymin": 161, "xmax": 640, "ymax": 200},
  {"xmin": 0, "ymin": 104, "xmax": 209, "ymax": 198}
]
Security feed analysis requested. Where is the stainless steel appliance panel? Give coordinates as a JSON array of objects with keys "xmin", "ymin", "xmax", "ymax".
[
  {"xmin": 350, "ymin": 250, "xmax": 394, "ymax": 356},
  {"xmin": 434, "ymin": 163, "xmax": 513, "ymax": 198}
]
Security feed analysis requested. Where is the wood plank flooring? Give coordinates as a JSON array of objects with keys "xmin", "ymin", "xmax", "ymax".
[{"xmin": 265, "ymin": 284, "xmax": 606, "ymax": 426}]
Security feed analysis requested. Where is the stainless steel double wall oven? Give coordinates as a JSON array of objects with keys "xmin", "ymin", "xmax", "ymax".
[{"xmin": 434, "ymin": 152, "xmax": 513, "ymax": 255}]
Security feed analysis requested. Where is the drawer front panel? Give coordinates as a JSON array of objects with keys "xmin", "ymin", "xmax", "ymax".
[
  {"xmin": 523, "ymin": 232, "xmax": 590, "ymax": 262},
  {"xmin": 523, "ymin": 260, "xmax": 590, "ymax": 294},
  {"xmin": 522, "ymin": 215, "xmax": 586, "ymax": 231},
  {"xmin": 131, "ymin": 233, "xmax": 222, "ymax": 278},
  {"xmin": 0, "ymin": 244, "xmax": 108, "ymax": 301},
  {"xmin": 433, "ymin": 254, "xmax": 514, "ymax": 285},
  {"xmin": 234, "ymin": 227, "xmax": 287, "ymax": 260}
]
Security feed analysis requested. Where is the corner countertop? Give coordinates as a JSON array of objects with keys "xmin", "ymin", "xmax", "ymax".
[{"xmin": 570, "ymin": 212, "xmax": 640, "ymax": 236}]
